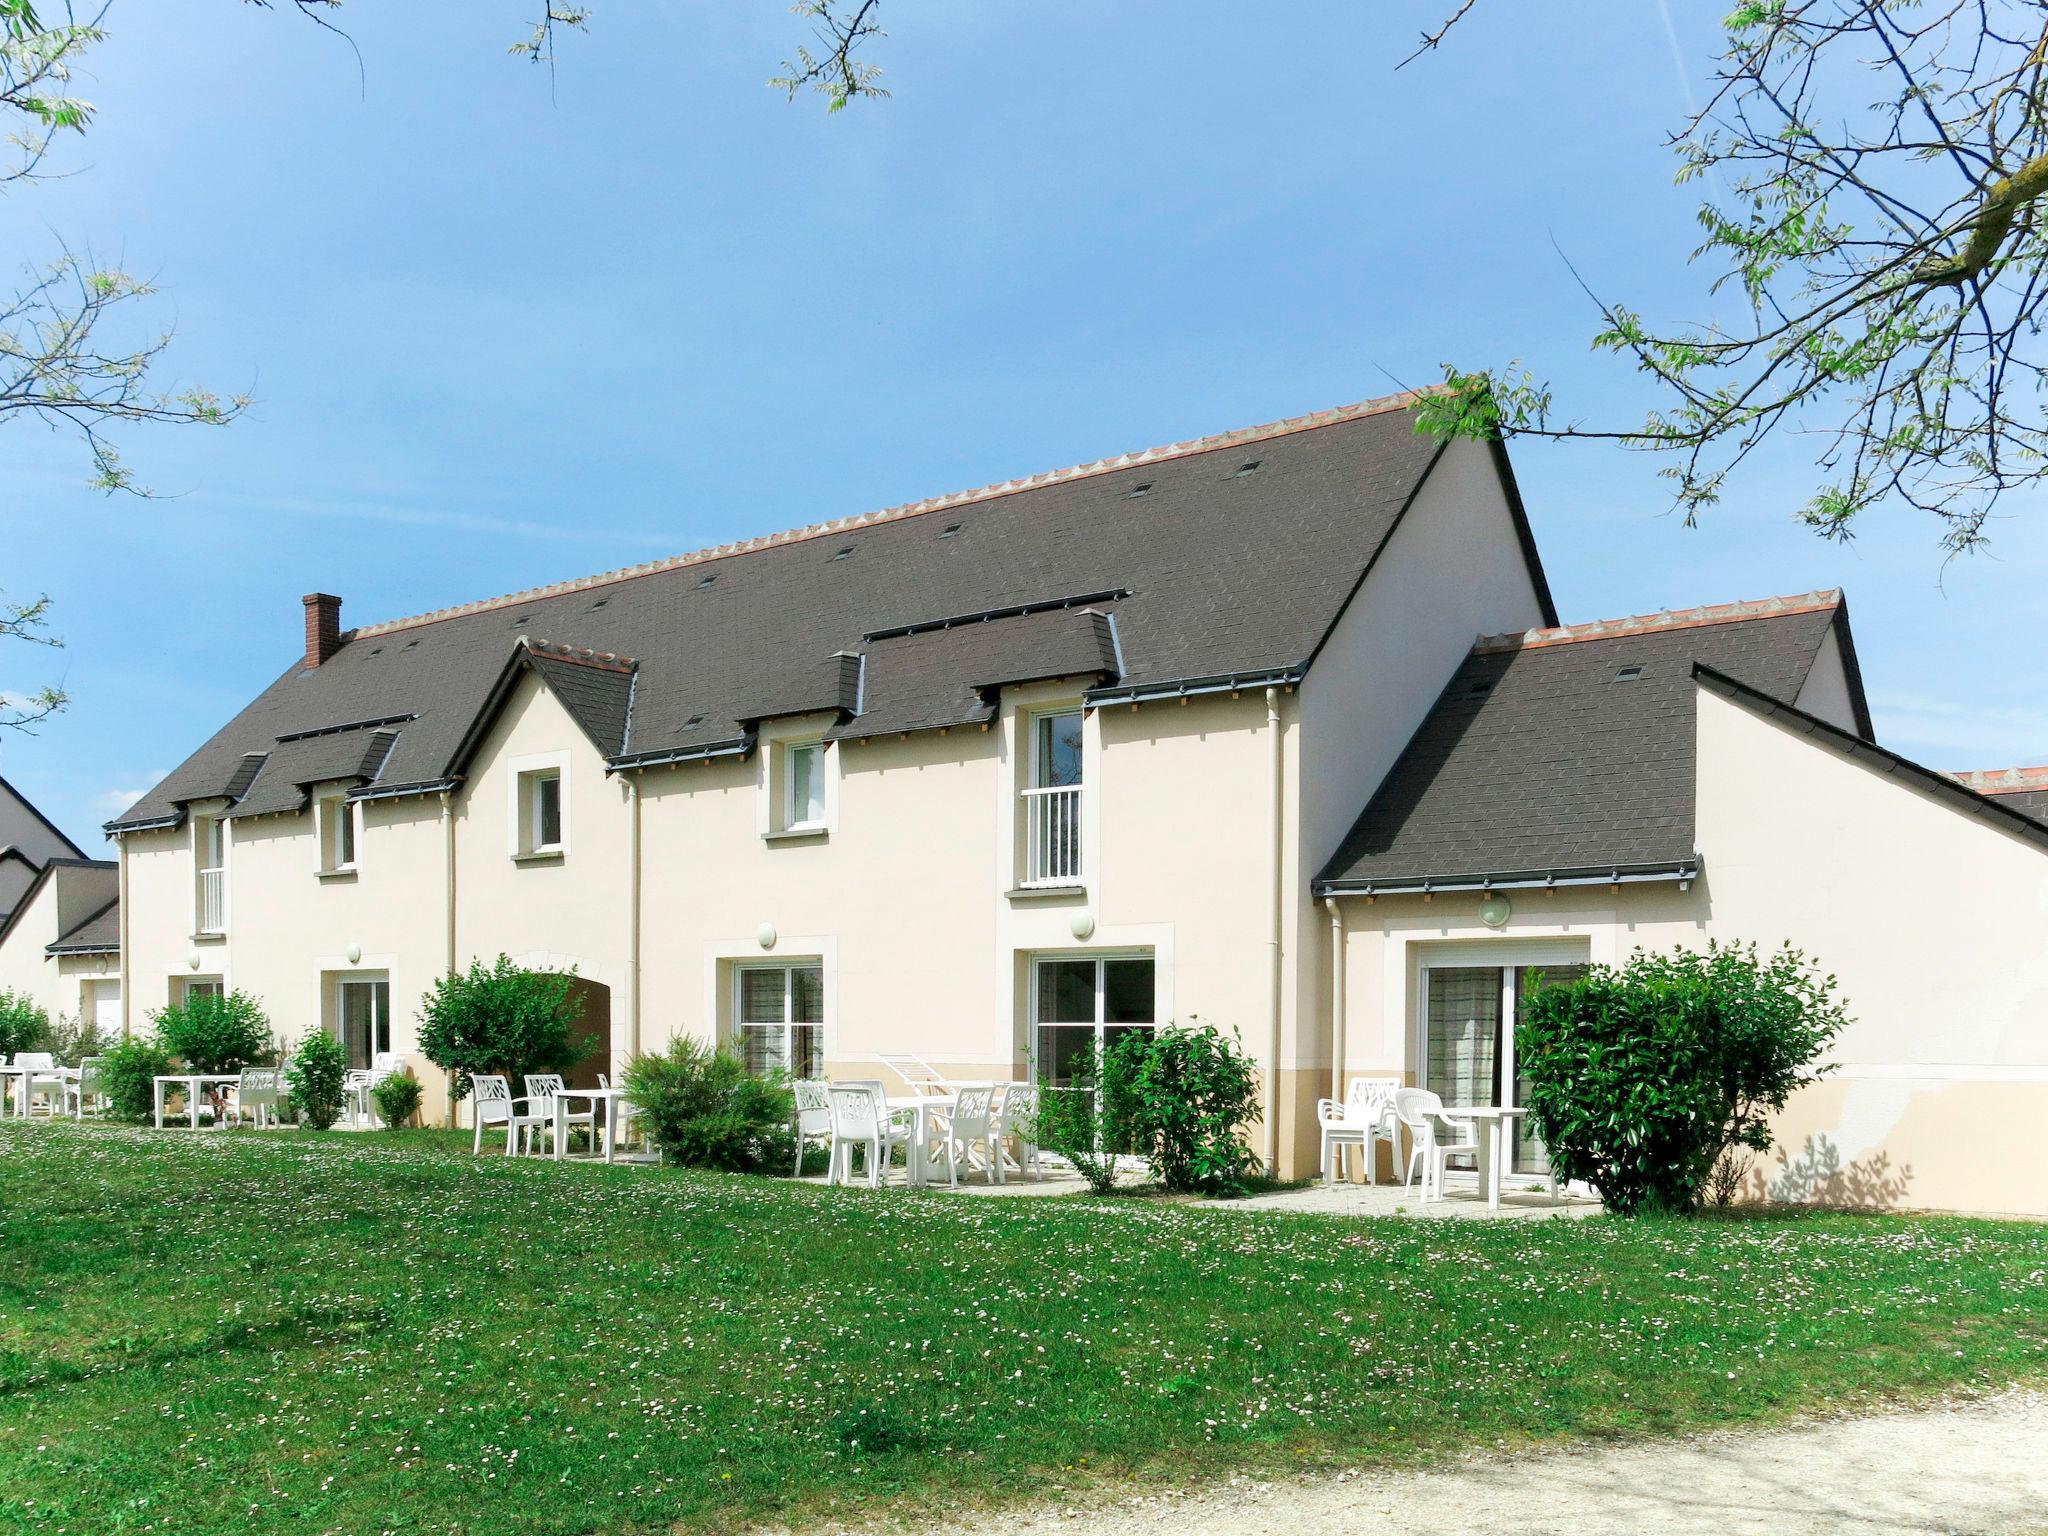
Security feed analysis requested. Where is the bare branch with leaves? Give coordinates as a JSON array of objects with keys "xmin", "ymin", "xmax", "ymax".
[
  {"xmin": 0, "ymin": 590, "xmax": 65, "ymax": 731},
  {"xmin": 770, "ymin": 0, "xmax": 888, "ymax": 111},
  {"xmin": 1413, "ymin": 0, "xmax": 2048, "ymax": 555}
]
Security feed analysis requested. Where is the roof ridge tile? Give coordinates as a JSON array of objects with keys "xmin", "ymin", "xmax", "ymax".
[
  {"xmin": 1947, "ymin": 764, "xmax": 2048, "ymax": 794},
  {"xmin": 1474, "ymin": 589, "xmax": 1842, "ymax": 655}
]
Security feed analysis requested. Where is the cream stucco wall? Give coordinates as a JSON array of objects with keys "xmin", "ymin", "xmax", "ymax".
[
  {"xmin": 0, "ymin": 864, "xmax": 120, "ymax": 1026},
  {"xmin": 1332, "ymin": 683, "xmax": 2048, "ymax": 1217}
]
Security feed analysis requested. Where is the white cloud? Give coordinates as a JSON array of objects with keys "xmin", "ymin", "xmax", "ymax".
[{"xmin": 93, "ymin": 775, "xmax": 166, "ymax": 819}]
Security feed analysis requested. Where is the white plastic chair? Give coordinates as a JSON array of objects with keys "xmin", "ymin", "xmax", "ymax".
[
  {"xmin": 933, "ymin": 1083, "xmax": 998, "ymax": 1186},
  {"xmin": 1393, "ymin": 1087, "xmax": 1480, "ymax": 1203},
  {"xmin": 1320, "ymin": 1075, "xmax": 1401, "ymax": 1184},
  {"xmin": 14, "ymin": 1053, "xmax": 60, "ymax": 1117},
  {"xmin": 992, "ymin": 1083, "xmax": 1042, "ymax": 1181},
  {"xmin": 524, "ymin": 1073, "xmax": 595, "ymax": 1155},
  {"xmin": 792, "ymin": 1079, "xmax": 833, "ymax": 1176},
  {"xmin": 62, "ymin": 1057, "xmax": 107, "ymax": 1118},
  {"xmin": 469, "ymin": 1074, "xmax": 546, "ymax": 1155},
  {"xmin": 874, "ymin": 1053, "xmax": 953, "ymax": 1099},
  {"xmin": 826, "ymin": 1081, "xmax": 899, "ymax": 1188},
  {"xmin": 228, "ymin": 1067, "xmax": 284, "ymax": 1128}
]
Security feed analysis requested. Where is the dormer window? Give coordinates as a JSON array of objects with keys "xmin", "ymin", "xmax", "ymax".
[
  {"xmin": 786, "ymin": 742, "xmax": 825, "ymax": 831},
  {"xmin": 511, "ymin": 759, "xmax": 568, "ymax": 860},
  {"xmin": 317, "ymin": 792, "xmax": 358, "ymax": 875}
]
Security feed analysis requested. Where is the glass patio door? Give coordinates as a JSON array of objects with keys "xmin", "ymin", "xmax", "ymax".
[
  {"xmin": 1031, "ymin": 954, "xmax": 1153, "ymax": 1087},
  {"xmin": 338, "ymin": 978, "xmax": 391, "ymax": 1072},
  {"xmin": 1422, "ymin": 962, "xmax": 1587, "ymax": 1176}
]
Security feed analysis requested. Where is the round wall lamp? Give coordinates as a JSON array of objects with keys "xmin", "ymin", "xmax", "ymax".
[
  {"xmin": 186, "ymin": 950, "xmax": 201, "ymax": 971},
  {"xmin": 1477, "ymin": 892, "xmax": 1512, "ymax": 929},
  {"xmin": 756, "ymin": 922, "xmax": 778, "ymax": 950},
  {"xmin": 345, "ymin": 943, "xmax": 362, "ymax": 966},
  {"xmin": 1069, "ymin": 910, "xmax": 1097, "ymax": 941}
]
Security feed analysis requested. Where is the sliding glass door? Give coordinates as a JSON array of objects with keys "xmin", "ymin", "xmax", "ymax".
[
  {"xmin": 1031, "ymin": 954, "xmax": 1154, "ymax": 1087},
  {"xmin": 1421, "ymin": 960, "xmax": 1586, "ymax": 1175},
  {"xmin": 338, "ymin": 978, "xmax": 391, "ymax": 1072}
]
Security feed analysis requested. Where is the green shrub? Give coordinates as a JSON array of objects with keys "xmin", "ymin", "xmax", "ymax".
[
  {"xmin": 1033, "ymin": 1038, "xmax": 1128, "ymax": 1195},
  {"xmin": 99, "ymin": 1036, "xmax": 174, "ymax": 1122},
  {"xmin": 287, "ymin": 1030, "xmax": 348, "ymax": 1131},
  {"xmin": 417, "ymin": 956, "xmax": 584, "ymax": 1101},
  {"xmin": 1518, "ymin": 941, "xmax": 1849, "ymax": 1215},
  {"xmin": 1115, "ymin": 1020, "xmax": 1263, "ymax": 1195},
  {"xmin": 151, "ymin": 989, "xmax": 273, "ymax": 1073},
  {"xmin": 621, "ymin": 1038, "xmax": 795, "ymax": 1173},
  {"xmin": 0, "ymin": 988, "xmax": 49, "ymax": 1058},
  {"xmin": 46, "ymin": 1014, "xmax": 114, "ymax": 1067},
  {"xmin": 371, "ymin": 1071, "xmax": 423, "ymax": 1129}
]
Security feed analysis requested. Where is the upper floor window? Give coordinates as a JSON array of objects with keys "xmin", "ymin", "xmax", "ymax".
[
  {"xmin": 517, "ymin": 768, "xmax": 564, "ymax": 857},
  {"xmin": 194, "ymin": 814, "xmax": 227, "ymax": 934},
  {"xmin": 317, "ymin": 792, "xmax": 357, "ymax": 874},
  {"xmin": 1021, "ymin": 709, "xmax": 1084, "ymax": 887},
  {"xmin": 785, "ymin": 742, "xmax": 825, "ymax": 831}
]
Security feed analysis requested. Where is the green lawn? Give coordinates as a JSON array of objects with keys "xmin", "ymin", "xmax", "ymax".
[{"xmin": 2, "ymin": 1122, "xmax": 2045, "ymax": 1535}]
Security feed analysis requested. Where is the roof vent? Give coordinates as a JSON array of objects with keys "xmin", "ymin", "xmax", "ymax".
[
  {"xmin": 939, "ymin": 522, "xmax": 963, "ymax": 538},
  {"xmin": 696, "ymin": 573, "xmax": 718, "ymax": 589},
  {"xmin": 1126, "ymin": 481, "xmax": 1154, "ymax": 499},
  {"xmin": 1233, "ymin": 460, "xmax": 1262, "ymax": 477},
  {"xmin": 684, "ymin": 713, "xmax": 704, "ymax": 728},
  {"xmin": 589, "ymin": 596, "xmax": 610, "ymax": 610},
  {"xmin": 829, "ymin": 546, "xmax": 854, "ymax": 561},
  {"xmin": 402, "ymin": 639, "xmax": 419, "ymax": 652},
  {"xmin": 509, "ymin": 612, "xmax": 529, "ymax": 628},
  {"xmin": 1614, "ymin": 665, "xmax": 1644, "ymax": 682},
  {"xmin": 1466, "ymin": 680, "xmax": 1493, "ymax": 698}
]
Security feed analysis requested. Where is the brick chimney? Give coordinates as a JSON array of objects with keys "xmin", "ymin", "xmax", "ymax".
[{"xmin": 302, "ymin": 593, "xmax": 343, "ymax": 668}]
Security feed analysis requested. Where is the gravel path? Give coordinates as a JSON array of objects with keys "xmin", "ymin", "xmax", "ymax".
[{"xmin": 804, "ymin": 1390, "xmax": 2046, "ymax": 1536}]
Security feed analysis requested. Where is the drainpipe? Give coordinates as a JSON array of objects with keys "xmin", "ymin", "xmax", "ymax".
[
  {"xmin": 627, "ymin": 774, "xmax": 642, "ymax": 1065},
  {"xmin": 441, "ymin": 790, "xmax": 456, "ymax": 1128},
  {"xmin": 1265, "ymin": 685, "xmax": 1283, "ymax": 1172},
  {"xmin": 117, "ymin": 833, "xmax": 131, "ymax": 1039},
  {"xmin": 1325, "ymin": 896, "xmax": 1344, "ymax": 1106}
]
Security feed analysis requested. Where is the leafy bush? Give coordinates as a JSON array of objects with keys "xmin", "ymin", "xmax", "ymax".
[
  {"xmin": 1033, "ymin": 1038, "xmax": 1128, "ymax": 1195},
  {"xmin": 1115, "ymin": 1020, "xmax": 1263, "ymax": 1195},
  {"xmin": 47, "ymin": 1014, "xmax": 114, "ymax": 1067},
  {"xmin": 418, "ymin": 956, "xmax": 584, "ymax": 1101},
  {"xmin": 621, "ymin": 1038, "xmax": 794, "ymax": 1173},
  {"xmin": 0, "ymin": 989, "xmax": 49, "ymax": 1058},
  {"xmin": 287, "ymin": 1030, "xmax": 348, "ymax": 1131},
  {"xmin": 99, "ymin": 1036, "xmax": 174, "ymax": 1122},
  {"xmin": 371, "ymin": 1071, "xmax": 423, "ymax": 1129},
  {"xmin": 1518, "ymin": 941, "xmax": 1849, "ymax": 1215},
  {"xmin": 151, "ymin": 989, "xmax": 273, "ymax": 1073}
]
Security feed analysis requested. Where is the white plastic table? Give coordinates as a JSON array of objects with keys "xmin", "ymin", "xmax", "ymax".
[
  {"xmin": 153, "ymin": 1074, "xmax": 241, "ymax": 1129},
  {"xmin": 552, "ymin": 1086, "xmax": 633, "ymax": 1163},
  {"xmin": 1455, "ymin": 1105, "xmax": 1531, "ymax": 1209},
  {"xmin": 886, "ymin": 1093, "xmax": 955, "ymax": 1188}
]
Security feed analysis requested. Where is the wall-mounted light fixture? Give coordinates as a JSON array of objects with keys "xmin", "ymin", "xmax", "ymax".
[
  {"xmin": 345, "ymin": 943, "xmax": 362, "ymax": 966},
  {"xmin": 1477, "ymin": 892, "xmax": 1512, "ymax": 929},
  {"xmin": 1069, "ymin": 910, "xmax": 1096, "ymax": 941},
  {"xmin": 756, "ymin": 922, "xmax": 777, "ymax": 950}
]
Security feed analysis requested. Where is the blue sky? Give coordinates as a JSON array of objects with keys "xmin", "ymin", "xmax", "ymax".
[{"xmin": 5, "ymin": 1, "xmax": 2045, "ymax": 849}]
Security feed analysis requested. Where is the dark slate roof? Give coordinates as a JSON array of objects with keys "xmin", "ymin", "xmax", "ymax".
[
  {"xmin": 224, "ymin": 725, "xmax": 401, "ymax": 820},
  {"xmin": 111, "ymin": 396, "xmax": 1555, "ymax": 829},
  {"xmin": 525, "ymin": 649, "xmax": 637, "ymax": 759},
  {"xmin": 48, "ymin": 896, "xmax": 119, "ymax": 955},
  {"xmin": 1316, "ymin": 594, "xmax": 1860, "ymax": 892},
  {"xmin": 1947, "ymin": 770, "xmax": 2048, "ymax": 828},
  {"xmin": 1999, "ymin": 789, "xmax": 2048, "ymax": 823}
]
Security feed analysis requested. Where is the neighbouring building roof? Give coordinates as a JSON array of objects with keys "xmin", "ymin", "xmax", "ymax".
[
  {"xmin": 0, "ymin": 772, "xmax": 86, "ymax": 866},
  {"xmin": 108, "ymin": 395, "xmax": 1557, "ymax": 830},
  {"xmin": 1947, "ymin": 765, "xmax": 2048, "ymax": 827},
  {"xmin": 0, "ymin": 856, "xmax": 118, "ymax": 957},
  {"xmin": 1315, "ymin": 592, "xmax": 1867, "ymax": 894}
]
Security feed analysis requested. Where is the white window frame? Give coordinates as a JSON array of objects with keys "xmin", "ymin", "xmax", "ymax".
[
  {"xmin": 507, "ymin": 751, "xmax": 571, "ymax": 859},
  {"xmin": 783, "ymin": 740, "xmax": 827, "ymax": 832},
  {"xmin": 732, "ymin": 961, "xmax": 825, "ymax": 1078},
  {"xmin": 315, "ymin": 789, "xmax": 358, "ymax": 875},
  {"xmin": 194, "ymin": 811, "xmax": 228, "ymax": 935},
  {"xmin": 334, "ymin": 974, "xmax": 393, "ymax": 1071},
  {"xmin": 1027, "ymin": 951, "xmax": 1156, "ymax": 1082}
]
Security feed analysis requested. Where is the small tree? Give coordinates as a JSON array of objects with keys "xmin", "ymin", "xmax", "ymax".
[
  {"xmin": 621, "ymin": 1039, "xmax": 795, "ymax": 1173},
  {"xmin": 0, "ymin": 988, "xmax": 49, "ymax": 1058},
  {"xmin": 151, "ymin": 989, "xmax": 272, "ymax": 1073},
  {"xmin": 417, "ymin": 955, "xmax": 584, "ymax": 1101},
  {"xmin": 1518, "ymin": 942, "xmax": 1848, "ymax": 1215},
  {"xmin": 371, "ymin": 1071, "xmax": 423, "ymax": 1130},
  {"xmin": 287, "ymin": 1030, "xmax": 347, "ymax": 1131},
  {"xmin": 1033, "ymin": 1038, "xmax": 1129, "ymax": 1195},
  {"xmin": 1115, "ymin": 1021, "xmax": 1263, "ymax": 1196},
  {"xmin": 46, "ymin": 1013, "xmax": 112, "ymax": 1067},
  {"xmin": 99, "ymin": 1036, "xmax": 174, "ymax": 1123}
]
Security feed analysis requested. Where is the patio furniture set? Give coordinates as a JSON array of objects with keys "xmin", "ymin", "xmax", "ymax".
[
  {"xmin": 1317, "ymin": 1076, "xmax": 1564, "ymax": 1209},
  {"xmin": 795, "ymin": 1065, "xmax": 1044, "ymax": 1189},
  {"xmin": 1, "ymin": 1052, "xmax": 101, "ymax": 1118},
  {"xmin": 469, "ymin": 1072, "xmax": 639, "ymax": 1163}
]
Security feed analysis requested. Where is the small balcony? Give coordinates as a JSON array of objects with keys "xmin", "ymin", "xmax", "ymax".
[
  {"xmin": 1021, "ymin": 783, "xmax": 1082, "ymax": 887},
  {"xmin": 197, "ymin": 867, "xmax": 225, "ymax": 935}
]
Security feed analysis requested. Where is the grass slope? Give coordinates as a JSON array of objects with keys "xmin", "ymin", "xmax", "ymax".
[{"xmin": 2, "ymin": 1122, "xmax": 2044, "ymax": 1534}]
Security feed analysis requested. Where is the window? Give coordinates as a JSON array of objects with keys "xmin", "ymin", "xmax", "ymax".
[
  {"xmin": 182, "ymin": 977, "xmax": 224, "ymax": 1005},
  {"xmin": 1031, "ymin": 954, "xmax": 1154, "ymax": 1087},
  {"xmin": 516, "ymin": 768, "xmax": 564, "ymax": 856},
  {"xmin": 337, "ymin": 977, "xmax": 391, "ymax": 1071},
  {"xmin": 735, "ymin": 963, "xmax": 823, "ymax": 1078},
  {"xmin": 317, "ymin": 793, "xmax": 357, "ymax": 873},
  {"xmin": 1021, "ymin": 710, "xmax": 1084, "ymax": 885},
  {"xmin": 195, "ymin": 814, "xmax": 227, "ymax": 934},
  {"xmin": 785, "ymin": 742, "xmax": 825, "ymax": 830},
  {"xmin": 1420, "ymin": 961, "xmax": 1590, "ymax": 1176}
]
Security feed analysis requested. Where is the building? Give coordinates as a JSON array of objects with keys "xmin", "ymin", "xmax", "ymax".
[
  {"xmin": 99, "ymin": 396, "xmax": 2048, "ymax": 1212},
  {"xmin": 0, "ymin": 775, "xmax": 120, "ymax": 1031}
]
